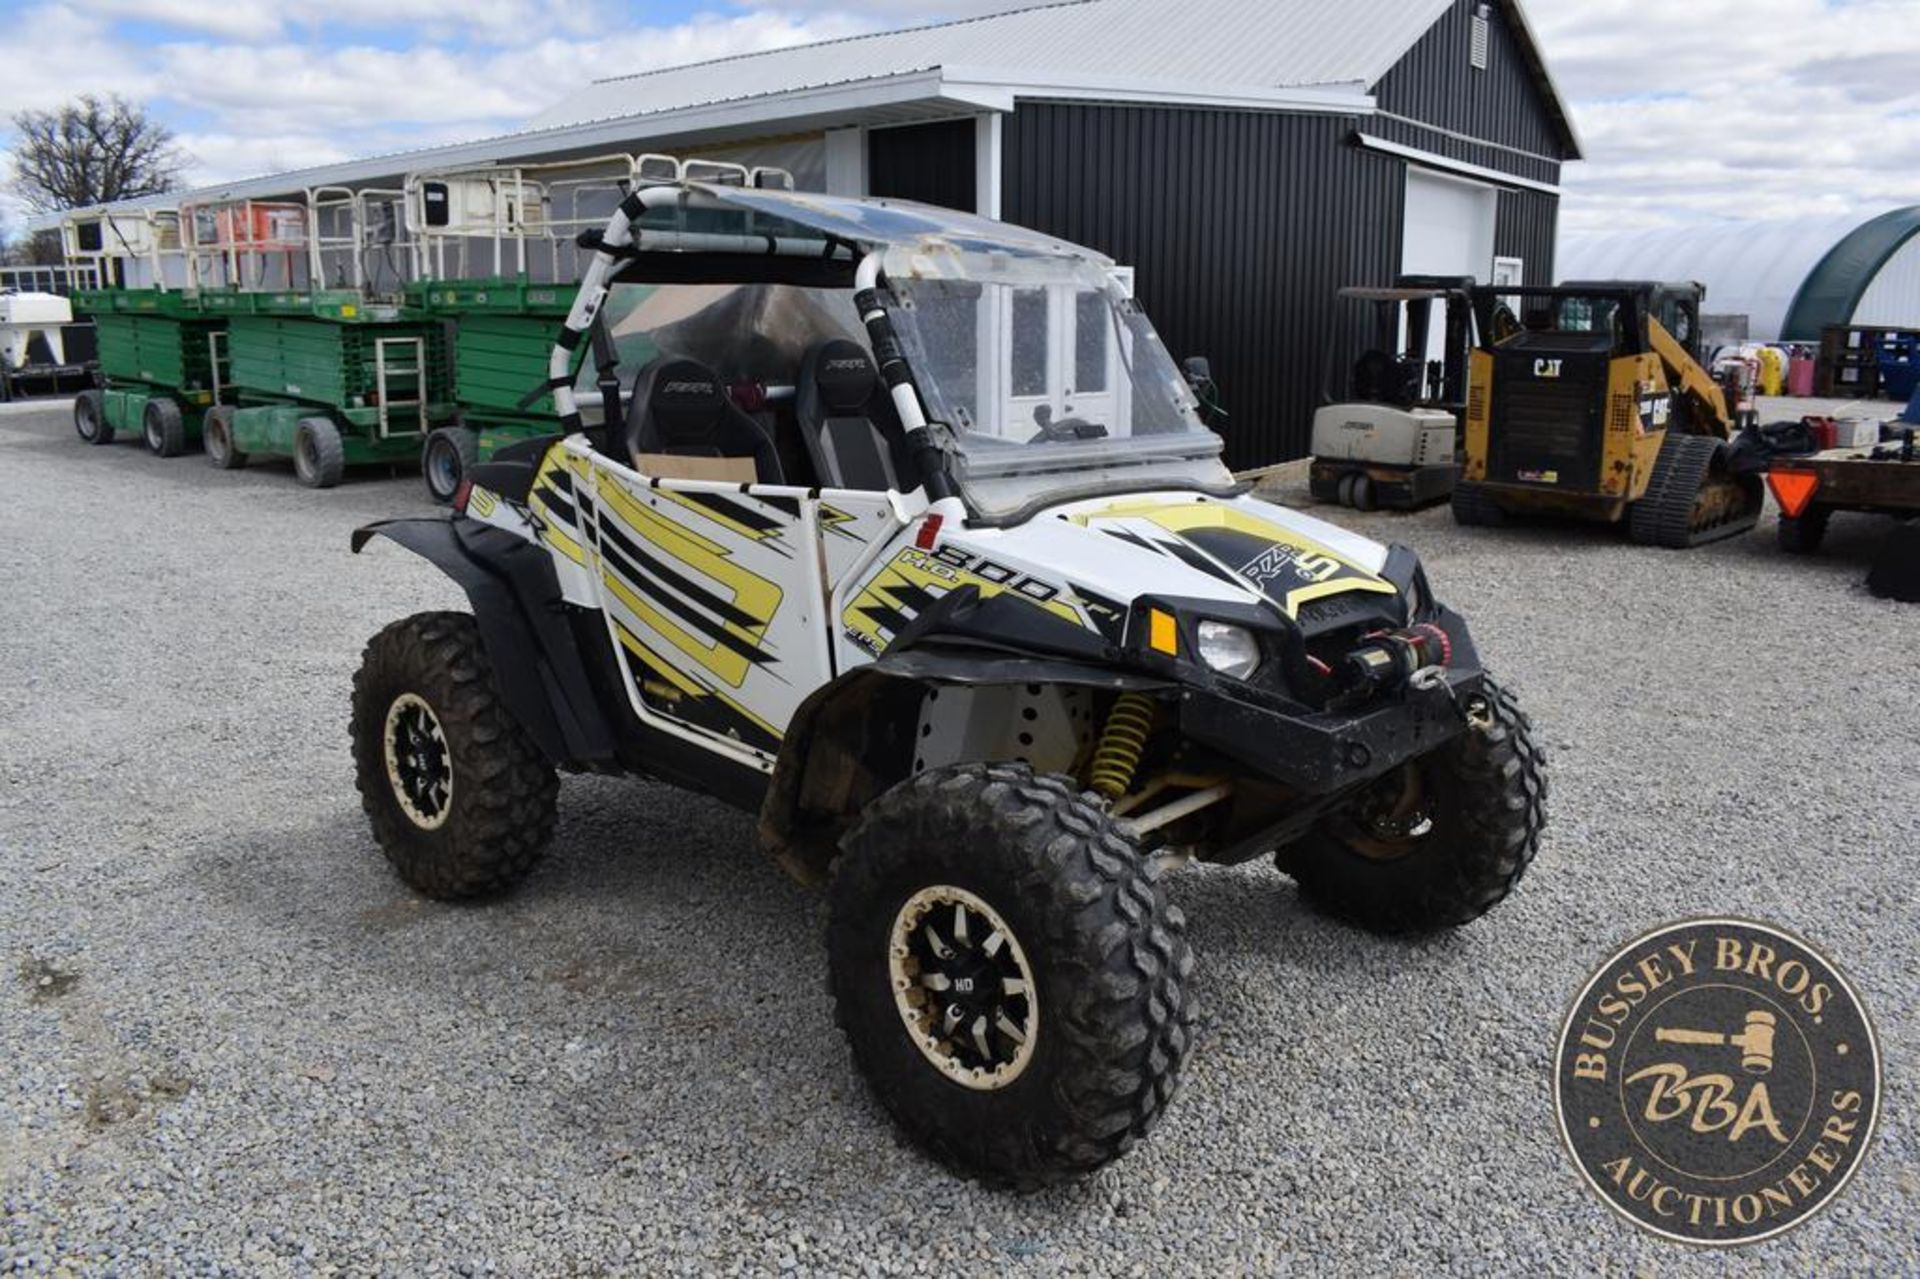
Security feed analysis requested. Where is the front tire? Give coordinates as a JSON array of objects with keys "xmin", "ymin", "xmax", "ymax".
[
  {"xmin": 294, "ymin": 416, "xmax": 345, "ymax": 488},
  {"xmin": 829, "ymin": 763, "xmax": 1196, "ymax": 1187},
  {"xmin": 350, "ymin": 612, "xmax": 558, "ymax": 900},
  {"xmin": 1283, "ymin": 677, "xmax": 1547, "ymax": 934},
  {"xmin": 75, "ymin": 390, "xmax": 113, "ymax": 445}
]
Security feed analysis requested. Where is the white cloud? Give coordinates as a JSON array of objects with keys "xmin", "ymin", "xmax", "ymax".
[
  {"xmin": 7, "ymin": 0, "xmax": 1919, "ymax": 240},
  {"xmin": 1527, "ymin": 0, "xmax": 1920, "ymax": 231}
]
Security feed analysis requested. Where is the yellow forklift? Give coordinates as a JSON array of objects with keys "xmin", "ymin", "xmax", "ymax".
[{"xmin": 1452, "ymin": 281, "xmax": 1763, "ymax": 547}]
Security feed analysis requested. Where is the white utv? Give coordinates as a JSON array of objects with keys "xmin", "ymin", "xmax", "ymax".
[{"xmin": 349, "ymin": 178, "xmax": 1548, "ymax": 1186}]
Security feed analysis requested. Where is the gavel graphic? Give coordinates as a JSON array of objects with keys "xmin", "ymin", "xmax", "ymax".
[{"xmin": 1654, "ymin": 1009, "xmax": 1777, "ymax": 1075}]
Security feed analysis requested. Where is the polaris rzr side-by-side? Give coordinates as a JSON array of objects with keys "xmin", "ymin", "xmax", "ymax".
[{"xmin": 348, "ymin": 171, "xmax": 1548, "ymax": 1185}]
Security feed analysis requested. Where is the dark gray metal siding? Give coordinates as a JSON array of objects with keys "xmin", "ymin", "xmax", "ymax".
[
  {"xmin": 867, "ymin": 118, "xmax": 977, "ymax": 211},
  {"xmin": 1495, "ymin": 188, "xmax": 1558, "ymax": 285},
  {"xmin": 1002, "ymin": 103, "xmax": 1401, "ymax": 468},
  {"xmin": 1373, "ymin": 0, "xmax": 1572, "ymax": 185}
]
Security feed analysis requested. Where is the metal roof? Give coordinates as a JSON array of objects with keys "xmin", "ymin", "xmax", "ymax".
[{"xmin": 530, "ymin": 0, "xmax": 1459, "ymax": 131}]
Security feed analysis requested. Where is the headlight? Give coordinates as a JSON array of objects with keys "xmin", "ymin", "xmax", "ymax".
[{"xmin": 1196, "ymin": 621, "xmax": 1261, "ymax": 680}]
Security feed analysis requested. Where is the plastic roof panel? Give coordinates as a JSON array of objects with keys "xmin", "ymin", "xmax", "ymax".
[
  {"xmin": 529, "ymin": 0, "xmax": 1456, "ymax": 130},
  {"xmin": 1558, "ymin": 214, "xmax": 1905, "ymax": 342},
  {"xmin": 685, "ymin": 184, "xmax": 1110, "ymax": 262}
]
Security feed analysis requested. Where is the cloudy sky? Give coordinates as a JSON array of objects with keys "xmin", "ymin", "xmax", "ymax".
[{"xmin": 0, "ymin": 0, "xmax": 1916, "ymax": 237}]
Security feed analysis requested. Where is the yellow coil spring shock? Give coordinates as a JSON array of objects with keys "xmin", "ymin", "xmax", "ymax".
[{"xmin": 1089, "ymin": 692, "xmax": 1156, "ymax": 801}]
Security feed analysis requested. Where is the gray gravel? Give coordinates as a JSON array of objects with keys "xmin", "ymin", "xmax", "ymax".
[{"xmin": 2, "ymin": 400, "xmax": 1915, "ymax": 1276}]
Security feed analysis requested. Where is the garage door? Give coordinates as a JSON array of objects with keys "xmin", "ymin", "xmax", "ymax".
[{"xmin": 1402, "ymin": 167, "xmax": 1496, "ymax": 281}]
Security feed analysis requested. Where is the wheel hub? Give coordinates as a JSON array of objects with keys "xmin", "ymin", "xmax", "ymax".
[
  {"xmin": 383, "ymin": 693, "xmax": 453, "ymax": 830},
  {"xmin": 888, "ymin": 885, "xmax": 1037, "ymax": 1091}
]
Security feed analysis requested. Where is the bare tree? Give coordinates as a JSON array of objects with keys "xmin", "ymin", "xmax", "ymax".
[{"xmin": 8, "ymin": 95, "xmax": 187, "ymax": 214}]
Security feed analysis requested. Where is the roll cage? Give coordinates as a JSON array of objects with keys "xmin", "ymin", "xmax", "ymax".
[{"xmin": 547, "ymin": 181, "xmax": 1141, "ymax": 526}]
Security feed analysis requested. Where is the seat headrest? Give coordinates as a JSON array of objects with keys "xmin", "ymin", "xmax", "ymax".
[
  {"xmin": 811, "ymin": 340, "xmax": 879, "ymax": 413},
  {"xmin": 646, "ymin": 358, "xmax": 727, "ymax": 444}
]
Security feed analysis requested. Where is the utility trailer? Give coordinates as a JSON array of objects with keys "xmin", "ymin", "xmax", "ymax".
[{"xmin": 1766, "ymin": 430, "xmax": 1920, "ymax": 601}]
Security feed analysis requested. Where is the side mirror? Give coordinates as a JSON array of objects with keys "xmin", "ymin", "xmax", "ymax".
[{"xmin": 1183, "ymin": 357, "xmax": 1226, "ymax": 427}]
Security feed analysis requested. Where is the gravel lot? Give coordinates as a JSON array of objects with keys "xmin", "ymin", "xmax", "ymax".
[{"xmin": 2, "ymin": 400, "xmax": 1914, "ymax": 1275}]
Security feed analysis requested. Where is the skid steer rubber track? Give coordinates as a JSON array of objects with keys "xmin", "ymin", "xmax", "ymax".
[{"xmin": 1627, "ymin": 433, "xmax": 1762, "ymax": 549}]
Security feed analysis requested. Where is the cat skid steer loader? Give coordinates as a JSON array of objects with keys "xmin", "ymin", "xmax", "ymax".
[
  {"xmin": 1453, "ymin": 281, "xmax": 1763, "ymax": 547},
  {"xmin": 345, "ymin": 173, "xmax": 1548, "ymax": 1186}
]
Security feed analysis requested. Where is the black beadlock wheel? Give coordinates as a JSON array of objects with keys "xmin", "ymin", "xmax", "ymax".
[
  {"xmin": 350, "ymin": 611, "xmax": 558, "ymax": 900},
  {"xmin": 828, "ymin": 763, "xmax": 1197, "ymax": 1187},
  {"xmin": 75, "ymin": 390, "xmax": 113, "ymax": 446},
  {"xmin": 204, "ymin": 406, "xmax": 248, "ymax": 470},
  {"xmin": 1282, "ymin": 676, "xmax": 1547, "ymax": 934},
  {"xmin": 1450, "ymin": 480, "xmax": 1506, "ymax": 527},
  {"xmin": 293, "ymin": 416, "xmax": 346, "ymax": 489},
  {"xmin": 142, "ymin": 397, "xmax": 186, "ymax": 457},
  {"xmin": 423, "ymin": 426, "xmax": 479, "ymax": 504}
]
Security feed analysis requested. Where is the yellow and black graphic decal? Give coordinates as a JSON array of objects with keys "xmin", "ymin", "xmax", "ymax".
[
  {"xmin": 818, "ymin": 504, "xmax": 864, "ymax": 541},
  {"xmin": 655, "ymin": 489, "xmax": 795, "ymax": 558},
  {"xmin": 1071, "ymin": 498, "xmax": 1396, "ymax": 618},
  {"xmin": 586, "ymin": 480, "xmax": 785, "ymax": 691},
  {"xmin": 610, "ymin": 618, "xmax": 784, "ymax": 754},
  {"xmin": 844, "ymin": 546, "xmax": 1084, "ymax": 658},
  {"xmin": 530, "ymin": 450, "xmax": 591, "ymax": 566}
]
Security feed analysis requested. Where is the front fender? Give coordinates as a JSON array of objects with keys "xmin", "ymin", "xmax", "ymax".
[{"xmin": 354, "ymin": 517, "xmax": 617, "ymax": 769}]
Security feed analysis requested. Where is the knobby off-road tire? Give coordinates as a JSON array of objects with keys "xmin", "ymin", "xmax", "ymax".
[
  {"xmin": 294, "ymin": 416, "xmax": 346, "ymax": 489},
  {"xmin": 203, "ymin": 405, "xmax": 248, "ymax": 470},
  {"xmin": 74, "ymin": 389, "xmax": 112, "ymax": 445},
  {"xmin": 829, "ymin": 763, "xmax": 1196, "ymax": 1187},
  {"xmin": 350, "ymin": 611, "xmax": 558, "ymax": 900},
  {"xmin": 1284, "ymin": 676, "xmax": 1547, "ymax": 934},
  {"xmin": 143, "ymin": 397, "xmax": 186, "ymax": 457}
]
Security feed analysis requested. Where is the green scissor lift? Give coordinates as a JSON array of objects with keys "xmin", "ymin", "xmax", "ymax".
[
  {"xmin": 70, "ymin": 287, "xmax": 229, "ymax": 456},
  {"xmin": 199, "ymin": 288, "xmax": 456, "ymax": 488},
  {"xmin": 409, "ymin": 278, "xmax": 573, "ymax": 503}
]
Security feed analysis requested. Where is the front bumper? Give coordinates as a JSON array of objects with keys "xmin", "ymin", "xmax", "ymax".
[{"xmin": 1178, "ymin": 665, "xmax": 1486, "ymax": 796}]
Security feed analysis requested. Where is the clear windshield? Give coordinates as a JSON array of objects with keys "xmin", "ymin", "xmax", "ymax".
[{"xmin": 887, "ymin": 254, "xmax": 1231, "ymax": 517}]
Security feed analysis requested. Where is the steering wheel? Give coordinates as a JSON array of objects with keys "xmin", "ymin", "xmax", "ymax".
[{"xmin": 1028, "ymin": 415, "xmax": 1105, "ymax": 444}]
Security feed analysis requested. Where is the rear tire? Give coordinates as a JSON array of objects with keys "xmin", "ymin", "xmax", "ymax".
[
  {"xmin": 75, "ymin": 390, "xmax": 113, "ymax": 445},
  {"xmin": 1777, "ymin": 506, "xmax": 1830, "ymax": 554},
  {"xmin": 350, "ymin": 611, "xmax": 558, "ymax": 900},
  {"xmin": 1450, "ymin": 480, "xmax": 1506, "ymax": 527},
  {"xmin": 829, "ymin": 763, "xmax": 1196, "ymax": 1187},
  {"xmin": 293, "ymin": 416, "xmax": 345, "ymax": 489},
  {"xmin": 203, "ymin": 406, "xmax": 248, "ymax": 470},
  {"xmin": 1283, "ymin": 676, "xmax": 1547, "ymax": 934},
  {"xmin": 423, "ymin": 426, "xmax": 479, "ymax": 504},
  {"xmin": 142, "ymin": 397, "xmax": 186, "ymax": 457}
]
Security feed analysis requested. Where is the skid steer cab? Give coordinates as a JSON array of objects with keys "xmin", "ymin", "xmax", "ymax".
[
  {"xmin": 346, "ymin": 170, "xmax": 1547, "ymax": 1187},
  {"xmin": 1453, "ymin": 280, "xmax": 1763, "ymax": 547}
]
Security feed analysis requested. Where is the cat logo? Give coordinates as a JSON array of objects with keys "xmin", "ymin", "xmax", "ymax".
[{"xmin": 1534, "ymin": 358, "xmax": 1564, "ymax": 379}]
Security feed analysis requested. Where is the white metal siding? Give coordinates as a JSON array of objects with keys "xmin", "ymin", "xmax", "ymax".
[{"xmin": 1852, "ymin": 234, "xmax": 1920, "ymax": 328}]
